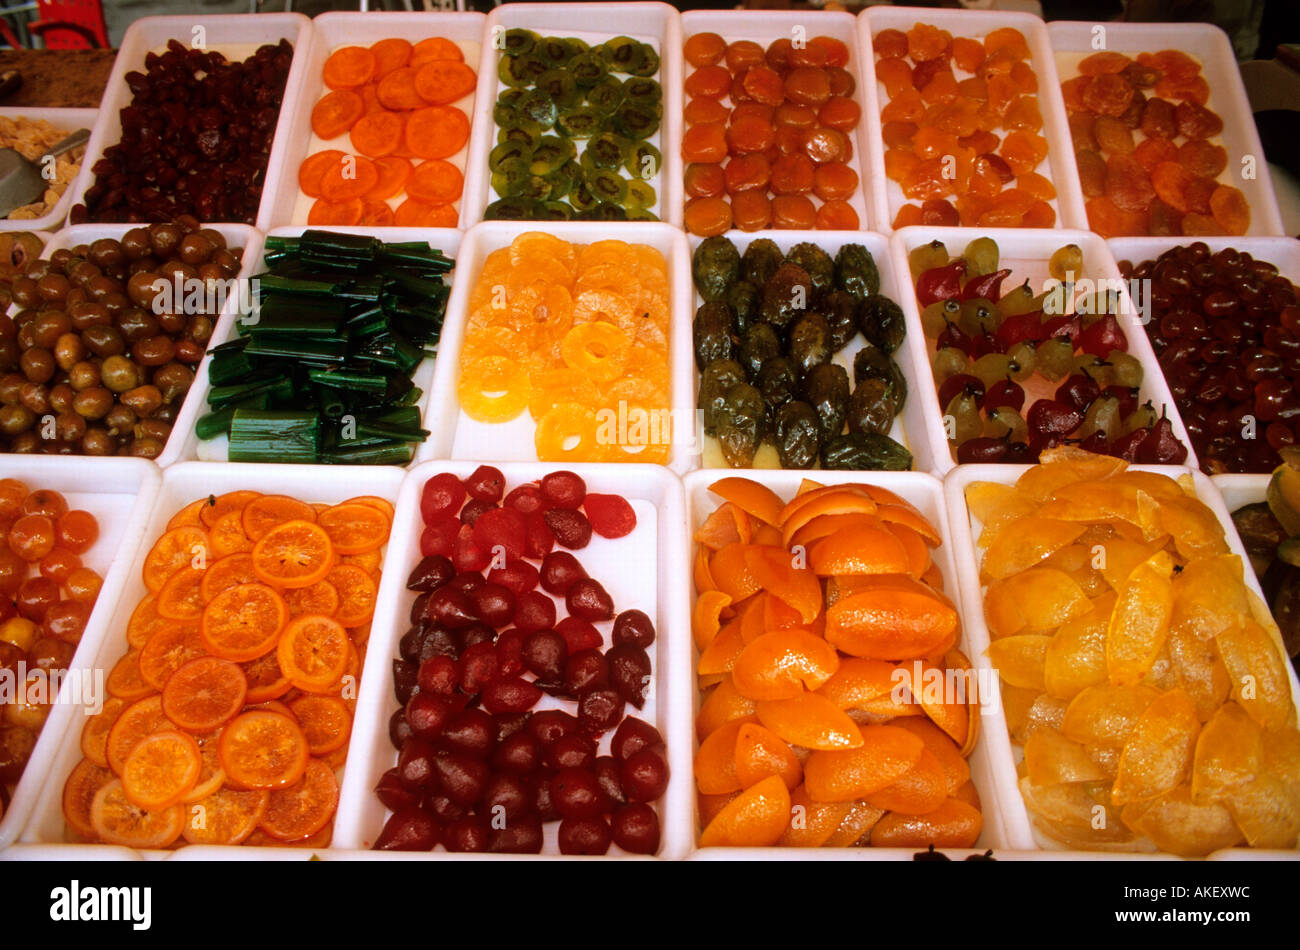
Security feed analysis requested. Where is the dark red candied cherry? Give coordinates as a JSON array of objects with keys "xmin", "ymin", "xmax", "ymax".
[
  {"xmin": 443, "ymin": 815, "xmax": 492, "ymax": 852},
  {"xmin": 492, "ymin": 730, "xmax": 544, "ymax": 774},
  {"xmin": 527, "ymin": 709, "xmax": 580, "ymax": 747},
  {"xmin": 406, "ymin": 554, "xmax": 455, "ymax": 592},
  {"xmin": 375, "ymin": 767, "xmax": 422, "ymax": 812},
  {"xmin": 373, "ymin": 807, "xmax": 440, "ymax": 852},
  {"xmin": 406, "ymin": 691, "xmax": 465, "ymax": 742},
  {"xmin": 539, "ymin": 550, "xmax": 588, "ymax": 596},
  {"xmin": 471, "ymin": 507, "xmax": 528, "ymax": 561},
  {"xmin": 420, "ymin": 515, "xmax": 460, "ymax": 559},
  {"xmin": 550, "ymin": 767, "xmax": 610, "ymax": 820},
  {"xmin": 459, "ymin": 498, "xmax": 497, "ymax": 527},
  {"xmin": 439, "ymin": 707, "xmax": 497, "ymax": 758},
  {"xmin": 530, "ymin": 769, "xmax": 560, "ymax": 821},
  {"xmin": 611, "ymin": 717, "xmax": 664, "ymax": 762},
  {"xmin": 455, "ymin": 622, "xmax": 495, "ymax": 653},
  {"xmin": 555, "ymin": 616, "xmax": 603, "ymax": 653},
  {"xmin": 452, "ymin": 524, "xmax": 492, "ymax": 573},
  {"xmin": 488, "ymin": 813, "xmax": 543, "ymax": 854},
  {"xmin": 956, "ymin": 435, "xmax": 1010, "ymax": 464},
  {"xmin": 593, "ymin": 755, "xmax": 626, "ymax": 807},
  {"xmin": 544, "ymin": 508, "xmax": 593, "ymax": 549},
  {"xmin": 487, "ymin": 558, "xmax": 540, "ymax": 596},
  {"xmin": 457, "ymin": 641, "xmax": 499, "ymax": 695},
  {"xmin": 549, "ymin": 732, "xmax": 597, "ymax": 770},
  {"xmin": 397, "ymin": 737, "xmax": 439, "ymax": 789},
  {"xmin": 514, "ymin": 590, "xmax": 557, "ymax": 633},
  {"xmin": 578, "ymin": 687, "xmax": 626, "ymax": 734},
  {"xmin": 423, "ymin": 791, "xmax": 467, "ymax": 824},
  {"xmin": 558, "ymin": 816, "xmax": 613, "ymax": 855},
  {"xmin": 564, "ymin": 648, "xmax": 610, "ymax": 695},
  {"xmin": 983, "ymin": 379, "xmax": 1024, "ymax": 414},
  {"xmin": 480, "ymin": 771, "xmax": 533, "ymax": 823},
  {"xmin": 417, "ymin": 654, "xmax": 458, "ymax": 696},
  {"xmin": 504, "ymin": 483, "xmax": 547, "ymax": 515},
  {"xmin": 392, "ymin": 659, "xmax": 419, "ymax": 706},
  {"xmin": 620, "ymin": 744, "xmax": 670, "ymax": 803},
  {"xmin": 495, "ymin": 628, "xmax": 525, "ymax": 677},
  {"xmin": 481, "ymin": 675, "xmax": 542, "ymax": 715},
  {"xmin": 524, "ymin": 512, "xmax": 555, "ymax": 559},
  {"xmin": 522, "ymin": 629, "xmax": 568, "ymax": 682},
  {"xmin": 389, "ymin": 708, "xmax": 414, "ymax": 750},
  {"xmin": 566, "ymin": 577, "xmax": 614, "ymax": 622},
  {"xmin": 469, "ymin": 582, "xmax": 515, "ymax": 628},
  {"xmin": 612, "ymin": 609, "xmax": 656, "ymax": 648},
  {"xmin": 937, "ymin": 373, "xmax": 985, "ymax": 410},
  {"xmin": 445, "ymin": 572, "xmax": 487, "ymax": 598},
  {"xmin": 420, "ymin": 472, "xmax": 466, "ymax": 522},
  {"xmin": 466, "ymin": 464, "xmax": 506, "ymax": 503},
  {"xmin": 540, "ymin": 470, "xmax": 586, "ymax": 509},
  {"xmin": 425, "ymin": 586, "xmax": 477, "ymax": 629},
  {"xmin": 611, "ymin": 802, "xmax": 661, "ymax": 854},
  {"xmin": 607, "ymin": 642, "xmax": 651, "ymax": 709},
  {"xmin": 432, "ymin": 751, "xmax": 490, "ymax": 807}
]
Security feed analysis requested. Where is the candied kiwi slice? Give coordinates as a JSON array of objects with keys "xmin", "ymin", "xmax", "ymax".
[
  {"xmin": 589, "ymin": 202, "xmax": 629, "ymax": 221},
  {"xmin": 490, "ymin": 158, "xmax": 532, "ymax": 197},
  {"xmin": 623, "ymin": 77, "xmax": 662, "ymax": 105},
  {"xmin": 485, "ymin": 197, "xmax": 541, "ymax": 220},
  {"xmin": 538, "ymin": 200, "xmax": 573, "ymax": 220},
  {"xmin": 489, "ymin": 140, "xmax": 533, "ymax": 171},
  {"xmin": 537, "ymin": 69, "xmax": 580, "ymax": 108},
  {"xmin": 586, "ymin": 76, "xmax": 625, "ymax": 114},
  {"xmin": 498, "ymin": 122, "xmax": 543, "ymax": 148},
  {"xmin": 585, "ymin": 132, "xmax": 628, "ymax": 169},
  {"xmin": 537, "ymin": 36, "xmax": 575, "ymax": 67},
  {"xmin": 625, "ymin": 141, "xmax": 662, "ymax": 181},
  {"xmin": 502, "ymin": 28, "xmax": 538, "ymax": 56},
  {"xmin": 613, "ymin": 104, "xmax": 659, "ymax": 140},
  {"xmin": 599, "ymin": 36, "xmax": 640, "ymax": 72},
  {"xmin": 498, "ymin": 52, "xmax": 545, "ymax": 88},
  {"xmin": 518, "ymin": 89, "xmax": 558, "ymax": 130},
  {"xmin": 626, "ymin": 179, "xmax": 656, "ymax": 210},
  {"xmin": 568, "ymin": 52, "xmax": 607, "ymax": 88},
  {"xmin": 588, "ymin": 169, "xmax": 629, "ymax": 205},
  {"xmin": 627, "ymin": 207, "xmax": 658, "ymax": 221},
  {"xmin": 493, "ymin": 102, "xmax": 521, "ymax": 128},
  {"xmin": 545, "ymin": 161, "xmax": 578, "ymax": 200},
  {"xmin": 627, "ymin": 43, "xmax": 660, "ymax": 78},
  {"xmin": 569, "ymin": 179, "xmax": 599, "ymax": 212},
  {"xmin": 557, "ymin": 108, "xmax": 602, "ymax": 139},
  {"xmin": 529, "ymin": 136, "xmax": 576, "ymax": 176}
]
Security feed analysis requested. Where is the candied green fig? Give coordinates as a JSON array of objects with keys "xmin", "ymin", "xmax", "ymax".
[
  {"xmin": 788, "ymin": 312, "xmax": 832, "ymax": 377},
  {"xmin": 847, "ymin": 377, "xmax": 901, "ymax": 436},
  {"xmin": 716, "ymin": 383, "xmax": 766, "ymax": 468},
  {"xmin": 693, "ymin": 301, "xmax": 736, "ymax": 372},
  {"xmin": 698, "ymin": 358, "xmax": 746, "ymax": 435},
  {"xmin": 741, "ymin": 238, "xmax": 784, "ymax": 287},
  {"xmin": 693, "ymin": 236, "xmax": 741, "ymax": 303},
  {"xmin": 757, "ymin": 356, "xmax": 800, "ymax": 412},
  {"xmin": 852, "ymin": 343, "xmax": 908, "ymax": 405},
  {"xmin": 857, "ymin": 293, "xmax": 906, "ymax": 355},
  {"xmin": 785, "ymin": 242, "xmax": 835, "ymax": 294},
  {"xmin": 760, "ymin": 261, "xmax": 812, "ymax": 333},
  {"xmin": 834, "ymin": 243, "xmax": 881, "ymax": 300},
  {"xmin": 803, "ymin": 362, "xmax": 850, "ymax": 446},
  {"xmin": 821, "ymin": 432, "xmax": 913, "ymax": 471},
  {"xmin": 775, "ymin": 401, "xmax": 821, "ymax": 469},
  {"xmin": 1232, "ymin": 503, "xmax": 1287, "ymax": 578},
  {"xmin": 1269, "ymin": 565, "xmax": 1300, "ymax": 664},
  {"xmin": 738, "ymin": 323, "xmax": 781, "ymax": 381},
  {"xmin": 727, "ymin": 279, "xmax": 760, "ymax": 336},
  {"xmin": 821, "ymin": 289, "xmax": 859, "ymax": 352}
]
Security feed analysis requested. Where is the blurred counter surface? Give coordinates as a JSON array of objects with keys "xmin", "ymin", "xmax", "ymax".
[{"xmin": 0, "ymin": 49, "xmax": 116, "ymax": 108}]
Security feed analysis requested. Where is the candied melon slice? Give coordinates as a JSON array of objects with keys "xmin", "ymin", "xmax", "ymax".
[
  {"xmin": 1191, "ymin": 702, "xmax": 1262, "ymax": 805},
  {"xmin": 1107, "ymin": 551, "xmax": 1174, "ymax": 686},
  {"xmin": 987, "ymin": 635, "xmax": 1051, "ymax": 690},
  {"xmin": 1217, "ymin": 619, "xmax": 1294, "ymax": 731},
  {"xmin": 1044, "ymin": 594, "xmax": 1113, "ymax": 700},
  {"xmin": 985, "ymin": 568, "xmax": 1090, "ymax": 639},
  {"xmin": 1025, "ymin": 727, "xmax": 1107, "ymax": 785},
  {"xmin": 1112, "ymin": 688, "xmax": 1200, "ymax": 805},
  {"xmin": 1061, "ymin": 684, "xmax": 1161, "ymax": 749},
  {"xmin": 981, "ymin": 516, "xmax": 1086, "ymax": 581},
  {"xmin": 1121, "ymin": 784, "xmax": 1243, "ymax": 857}
]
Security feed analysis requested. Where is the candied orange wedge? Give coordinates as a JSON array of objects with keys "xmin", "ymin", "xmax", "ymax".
[
  {"xmin": 825, "ymin": 580, "xmax": 958, "ymax": 661},
  {"xmin": 1107, "ymin": 470, "xmax": 1186, "ymax": 502},
  {"xmin": 698, "ymin": 619, "xmax": 745, "ymax": 676},
  {"xmin": 815, "ymin": 658, "xmax": 899, "ymax": 710},
  {"xmin": 895, "ymin": 658, "xmax": 971, "ymax": 749},
  {"xmin": 777, "ymin": 785, "xmax": 852, "ymax": 847},
  {"xmin": 796, "ymin": 478, "xmax": 825, "ymax": 496},
  {"xmin": 874, "ymin": 504, "xmax": 942, "ymax": 547},
  {"xmin": 824, "ymin": 801, "xmax": 887, "ymax": 846},
  {"xmin": 696, "ymin": 676, "xmax": 756, "ymax": 741},
  {"xmin": 710, "ymin": 543, "xmax": 762, "ymax": 602},
  {"xmin": 1061, "ymin": 683, "xmax": 1162, "ymax": 749},
  {"xmin": 698, "ymin": 790, "xmax": 741, "ymax": 828},
  {"xmin": 1121, "ymin": 785, "xmax": 1244, "ymax": 857},
  {"xmin": 1217, "ymin": 619, "xmax": 1292, "ymax": 731},
  {"xmin": 739, "ymin": 594, "xmax": 768, "ymax": 644},
  {"xmin": 1112, "ymin": 688, "xmax": 1200, "ymax": 805},
  {"xmin": 742, "ymin": 546, "xmax": 822, "ymax": 624},
  {"xmin": 980, "ymin": 517, "xmax": 1086, "ymax": 581},
  {"xmin": 1036, "ymin": 480, "xmax": 1147, "ymax": 526},
  {"xmin": 694, "ymin": 717, "xmax": 753, "ymax": 794},
  {"xmin": 692, "ymin": 590, "xmax": 732, "ymax": 651},
  {"xmin": 921, "ymin": 561, "xmax": 946, "ymax": 592},
  {"xmin": 883, "ymin": 522, "xmax": 932, "ymax": 579},
  {"xmin": 968, "ymin": 481, "xmax": 1039, "ymax": 542},
  {"xmin": 698, "ymin": 774, "xmax": 791, "ymax": 848},
  {"xmin": 864, "ymin": 748, "xmax": 949, "ymax": 815},
  {"xmin": 709, "ymin": 477, "xmax": 785, "ymax": 527},
  {"xmin": 943, "ymin": 648, "xmax": 982, "ymax": 757},
  {"xmin": 1107, "ymin": 550, "xmax": 1174, "ymax": 686},
  {"xmin": 693, "ymin": 545, "xmax": 717, "ymax": 595},
  {"xmin": 732, "ymin": 630, "xmax": 841, "ymax": 701},
  {"xmin": 788, "ymin": 512, "xmax": 883, "ymax": 550},
  {"xmin": 755, "ymin": 693, "xmax": 864, "ymax": 750},
  {"xmin": 1223, "ymin": 774, "xmax": 1300, "ymax": 849},
  {"xmin": 1019, "ymin": 777, "xmax": 1132, "ymax": 845},
  {"xmin": 807, "ymin": 524, "xmax": 910, "ymax": 577},
  {"xmin": 985, "ymin": 568, "xmax": 1090, "ymax": 639},
  {"xmin": 694, "ymin": 503, "xmax": 744, "ymax": 551},
  {"xmin": 894, "ymin": 718, "xmax": 971, "ymax": 796},
  {"xmin": 1096, "ymin": 536, "xmax": 1167, "ymax": 591},
  {"xmin": 804, "ymin": 725, "xmax": 925, "ymax": 800},
  {"xmin": 779, "ymin": 488, "xmax": 879, "ymax": 548},
  {"xmin": 735, "ymin": 722, "xmax": 802, "ymax": 791}
]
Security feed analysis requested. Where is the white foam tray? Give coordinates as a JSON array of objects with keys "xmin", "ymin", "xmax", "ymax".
[
  {"xmin": 260, "ymin": 11, "xmax": 486, "ymax": 231},
  {"xmin": 687, "ymin": 229, "xmax": 942, "ymax": 476},
  {"xmin": 463, "ymin": 2, "xmax": 683, "ymax": 228},
  {"xmin": 1048, "ymin": 21, "xmax": 1285, "ymax": 237},
  {"xmin": 18, "ymin": 460, "xmax": 405, "ymax": 858},
  {"xmin": 336, "ymin": 460, "xmax": 692, "ymax": 857},
  {"xmin": 678, "ymin": 11, "xmax": 876, "ymax": 232},
  {"xmin": 0, "ymin": 108, "xmax": 98, "ymax": 234},
  {"xmin": 3, "ymin": 222, "xmax": 261, "ymax": 470},
  {"xmin": 63, "ymin": 14, "xmax": 315, "ymax": 232},
  {"xmin": 860, "ymin": 8, "xmax": 1087, "ymax": 233},
  {"xmin": 177, "ymin": 226, "xmax": 460, "ymax": 467},
  {"xmin": 421, "ymin": 219, "xmax": 695, "ymax": 474},
  {"xmin": 682, "ymin": 468, "xmax": 1007, "ymax": 857},
  {"xmin": 944, "ymin": 461, "xmax": 1300, "ymax": 857},
  {"xmin": 888, "ymin": 226, "xmax": 1199, "ymax": 477},
  {"xmin": 0, "ymin": 456, "xmax": 160, "ymax": 849}
]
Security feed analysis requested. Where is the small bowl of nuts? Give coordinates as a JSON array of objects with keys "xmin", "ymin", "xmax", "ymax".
[{"xmin": 0, "ymin": 108, "xmax": 96, "ymax": 232}]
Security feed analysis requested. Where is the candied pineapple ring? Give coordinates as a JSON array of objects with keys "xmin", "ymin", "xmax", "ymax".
[
  {"xmin": 560, "ymin": 322, "xmax": 631, "ymax": 383},
  {"xmin": 457, "ymin": 355, "xmax": 530, "ymax": 422},
  {"xmin": 534, "ymin": 401, "xmax": 607, "ymax": 462}
]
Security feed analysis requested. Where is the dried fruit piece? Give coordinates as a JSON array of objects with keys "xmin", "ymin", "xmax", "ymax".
[{"xmin": 1112, "ymin": 688, "xmax": 1200, "ymax": 804}]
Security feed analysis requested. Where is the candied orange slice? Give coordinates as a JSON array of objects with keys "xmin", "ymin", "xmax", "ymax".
[
  {"xmin": 458, "ymin": 354, "xmax": 530, "ymax": 422},
  {"xmin": 870, "ymin": 798, "xmax": 982, "ymax": 848},
  {"xmin": 219, "ymin": 710, "xmax": 309, "ymax": 790},
  {"xmin": 741, "ymin": 545, "xmax": 821, "ymax": 624},
  {"xmin": 864, "ymin": 747, "xmax": 948, "ymax": 815},
  {"xmin": 167, "ymin": 498, "xmax": 208, "ymax": 530},
  {"xmin": 732, "ymin": 630, "xmax": 841, "ymax": 701},
  {"xmin": 710, "ymin": 543, "xmax": 762, "ymax": 603},
  {"xmin": 694, "ymin": 717, "xmax": 751, "ymax": 794},
  {"xmin": 209, "ymin": 510, "xmax": 253, "ymax": 559},
  {"xmin": 277, "ymin": 614, "xmax": 350, "ymax": 693},
  {"xmin": 1121, "ymin": 785, "xmax": 1243, "ymax": 857},
  {"xmin": 183, "ymin": 730, "xmax": 226, "ymax": 805},
  {"xmin": 200, "ymin": 490, "xmax": 260, "ymax": 529},
  {"xmin": 808, "ymin": 523, "xmax": 910, "ymax": 576},
  {"xmin": 1107, "ymin": 550, "xmax": 1173, "ymax": 686},
  {"xmin": 535, "ymin": 401, "xmax": 605, "ymax": 463},
  {"xmin": 200, "ymin": 552, "xmax": 258, "ymax": 603},
  {"xmin": 63, "ymin": 759, "xmax": 114, "ymax": 840},
  {"xmin": 156, "ymin": 565, "xmax": 206, "ymax": 621},
  {"xmin": 804, "ymin": 725, "xmax": 924, "ymax": 800},
  {"xmin": 696, "ymin": 675, "xmax": 757, "ymax": 741},
  {"xmin": 259, "ymin": 757, "xmax": 340, "ymax": 842},
  {"xmin": 778, "ymin": 784, "xmax": 852, "ymax": 847},
  {"xmin": 699, "ymin": 774, "xmax": 791, "ymax": 848},
  {"xmin": 241, "ymin": 495, "xmax": 318, "ymax": 541},
  {"xmin": 105, "ymin": 695, "xmax": 170, "ymax": 775},
  {"xmin": 290, "ymin": 695, "xmax": 352, "ymax": 756},
  {"xmin": 527, "ymin": 366, "xmax": 599, "ymax": 421},
  {"xmin": 985, "ymin": 568, "xmax": 1089, "ymax": 639},
  {"xmin": 161, "ymin": 656, "xmax": 248, "ymax": 733},
  {"xmin": 252, "ymin": 520, "xmax": 334, "ymax": 589},
  {"xmin": 328, "ymin": 565, "xmax": 378, "ymax": 627},
  {"xmin": 709, "ymin": 477, "xmax": 784, "ymax": 527},
  {"xmin": 698, "ymin": 619, "xmax": 745, "ymax": 676},
  {"xmin": 200, "ymin": 583, "xmax": 286, "ymax": 663},
  {"xmin": 80, "ymin": 698, "xmax": 126, "ymax": 769},
  {"xmin": 317, "ymin": 504, "xmax": 390, "ymax": 556},
  {"xmin": 181, "ymin": 786, "xmax": 269, "ymax": 846},
  {"xmin": 1061, "ymin": 683, "xmax": 1162, "ymax": 749},
  {"xmin": 90, "ymin": 778, "xmax": 184, "ymax": 848},
  {"xmin": 734, "ymin": 723, "xmax": 801, "ymax": 791},
  {"xmin": 825, "ymin": 580, "xmax": 957, "ymax": 660},
  {"xmin": 121, "ymin": 730, "xmax": 202, "ymax": 810},
  {"xmin": 106, "ymin": 652, "xmax": 153, "ymax": 703},
  {"xmin": 142, "ymin": 526, "xmax": 210, "ymax": 593},
  {"xmin": 755, "ymin": 693, "xmax": 864, "ymax": 751},
  {"xmin": 559, "ymin": 322, "xmax": 630, "ymax": 383},
  {"xmin": 126, "ymin": 594, "xmax": 170, "ymax": 649},
  {"xmin": 138, "ymin": 623, "xmax": 205, "ymax": 692},
  {"xmin": 284, "ymin": 579, "xmax": 341, "ymax": 619}
]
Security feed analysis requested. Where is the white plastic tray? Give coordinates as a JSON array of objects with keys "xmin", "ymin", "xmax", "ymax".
[
  {"xmin": 260, "ymin": 11, "xmax": 486, "ymax": 231},
  {"xmin": 2, "ymin": 222, "xmax": 261, "ymax": 470},
  {"xmin": 0, "ymin": 456, "xmax": 160, "ymax": 849},
  {"xmin": 463, "ymin": 2, "xmax": 683, "ymax": 228},
  {"xmin": 888, "ymin": 226, "xmax": 1198, "ymax": 476},
  {"xmin": 860, "ymin": 8, "xmax": 1087, "ymax": 232},
  {"xmin": 1048, "ymin": 21, "xmax": 1285, "ymax": 237},
  {"xmin": 944, "ymin": 461, "xmax": 1300, "ymax": 857},
  {"xmin": 337, "ymin": 460, "xmax": 692, "ymax": 858},
  {"xmin": 678, "ymin": 11, "xmax": 876, "ymax": 232},
  {"xmin": 19, "ymin": 461, "xmax": 405, "ymax": 858},
  {"xmin": 422, "ymin": 219, "xmax": 695, "ymax": 473},
  {"xmin": 682, "ymin": 468, "xmax": 1009, "ymax": 858},
  {"xmin": 178, "ymin": 226, "xmax": 460, "ymax": 467},
  {"xmin": 63, "ymin": 14, "xmax": 315, "ymax": 232},
  {"xmin": 0, "ymin": 107, "xmax": 97, "ymax": 234},
  {"xmin": 687, "ymin": 229, "xmax": 943, "ymax": 476}
]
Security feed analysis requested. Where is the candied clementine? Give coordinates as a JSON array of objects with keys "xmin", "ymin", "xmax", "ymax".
[
  {"xmin": 804, "ymin": 725, "xmax": 924, "ymax": 800},
  {"xmin": 1209, "ymin": 184, "xmax": 1250, "ymax": 235},
  {"xmin": 699, "ymin": 774, "xmax": 791, "ymax": 847}
]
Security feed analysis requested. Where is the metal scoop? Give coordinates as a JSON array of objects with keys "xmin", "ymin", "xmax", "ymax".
[{"xmin": 0, "ymin": 128, "xmax": 90, "ymax": 217}]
